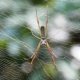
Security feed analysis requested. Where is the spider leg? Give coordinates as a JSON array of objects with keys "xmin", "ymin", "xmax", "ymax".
[
  {"xmin": 45, "ymin": 10, "xmax": 48, "ymax": 37},
  {"xmin": 35, "ymin": 9, "xmax": 42, "ymax": 37},
  {"xmin": 36, "ymin": 9, "xmax": 40, "ymax": 29},
  {"xmin": 46, "ymin": 41, "xmax": 57, "ymax": 68},
  {"xmin": 30, "ymin": 41, "xmax": 41, "ymax": 64}
]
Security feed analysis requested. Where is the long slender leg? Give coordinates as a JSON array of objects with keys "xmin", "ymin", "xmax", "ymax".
[
  {"xmin": 30, "ymin": 41, "xmax": 41, "ymax": 64},
  {"xmin": 46, "ymin": 41, "xmax": 57, "ymax": 68},
  {"xmin": 36, "ymin": 9, "xmax": 40, "ymax": 29},
  {"xmin": 35, "ymin": 9, "xmax": 42, "ymax": 37},
  {"xmin": 45, "ymin": 10, "xmax": 48, "ymax": 37}
]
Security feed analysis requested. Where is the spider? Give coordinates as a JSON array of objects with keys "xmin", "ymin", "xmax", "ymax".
[{"xmin": 29, "ymin": 10, "xmax": 57, "ymax": 66}]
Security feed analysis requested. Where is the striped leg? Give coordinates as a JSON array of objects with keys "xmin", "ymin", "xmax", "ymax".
[
  {"xmin": 46, "ymin": 42, "xmax": 57, "ymax": 68},
  {"xmin": 30, "ymin": 41, "xmax": 41, "ymax": 64}
]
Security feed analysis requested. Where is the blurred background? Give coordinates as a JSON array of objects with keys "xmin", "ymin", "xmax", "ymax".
[{"xmin": 0, "ymin": 0, "xmax": 80, "ymax": 80}]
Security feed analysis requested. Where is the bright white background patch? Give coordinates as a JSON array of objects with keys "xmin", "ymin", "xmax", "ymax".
[
  {"xmin": 5, "ymin": 15, "xmax": 25, "ymax": 28},
  {"xmin": 48, "ymin": 13, "xmax": 70, "ymax": 43},
  {"xmin": 70, "ymin": 44, "xmax": 80, "ymax": 61},
  {"xmin": 53, "ymin": 14, "xmax": 67, "ymax": 29},
  {"xmin": 48, "ymin": 28, "xmax": 69, "ymax": 42}
]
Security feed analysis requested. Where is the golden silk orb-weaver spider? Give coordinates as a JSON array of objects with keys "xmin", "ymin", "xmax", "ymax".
[{"xmin": 21, "ymin": 10, "xmax": 57, "ymax": 73}]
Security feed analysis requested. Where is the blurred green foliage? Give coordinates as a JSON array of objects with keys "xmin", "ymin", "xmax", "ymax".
[{"xmin": 30, "ymin": 0, "xmax": 53, "ymax": 6}]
